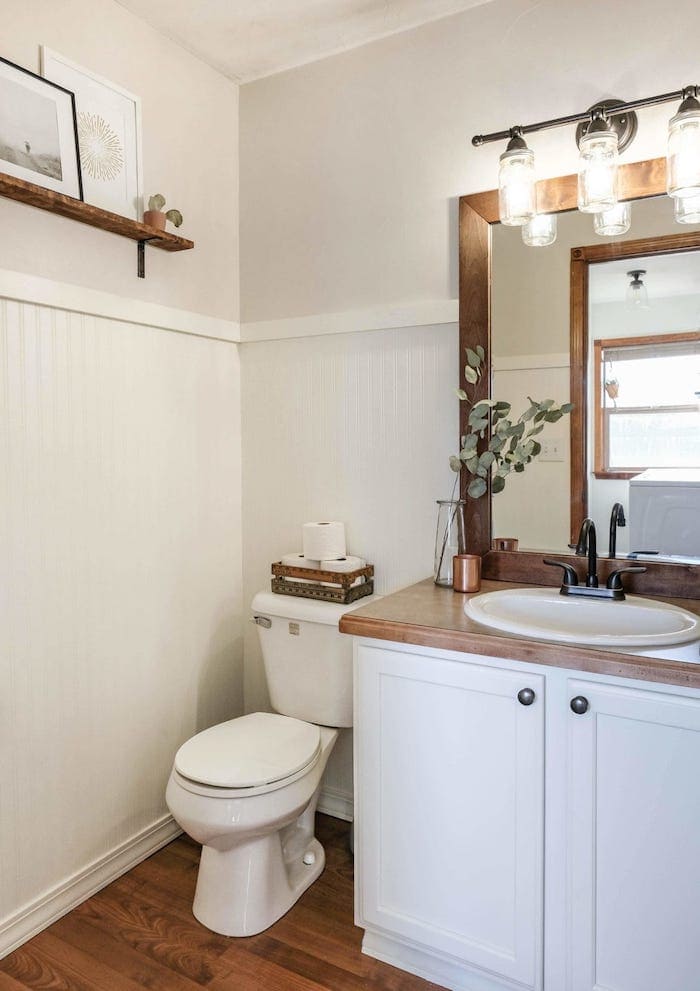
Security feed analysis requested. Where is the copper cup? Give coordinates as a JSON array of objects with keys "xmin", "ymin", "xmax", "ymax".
[
  {"xmin": 492, "ymin": 537, "xmax": 519, "ymax": 552},
  {"xmin": 452, "ymin": 554, "xmax": 481, "ymax": 593}
]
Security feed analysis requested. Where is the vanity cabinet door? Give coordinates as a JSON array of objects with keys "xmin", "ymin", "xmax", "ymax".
[
  {"xmin": 567, "ymin": 679, "xmax": 700, "ymax": 991},
  {"xmin": 355, "ymin": 644, "xmax": 544, "ymax": 990}
]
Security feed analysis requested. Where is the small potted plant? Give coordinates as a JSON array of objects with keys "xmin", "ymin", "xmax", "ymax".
[{"xmin": 143, "ymin": 194, "xmax": 183, "ymax": 231}]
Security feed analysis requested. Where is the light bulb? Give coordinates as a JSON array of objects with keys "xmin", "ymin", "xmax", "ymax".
[
  {"xmin": 594, "ymin": 202, "xmax": 631, "ymax": 236},
  {"xmin": 522, "ymin": 213, "xmax": 557, "ymax": 246},
  {"xmin": 667, "ymin": 89, "xmax": 700, "ymax": 199},
  {"xmin": 578, "ymin": 117, "xmax": 619, "ymax": 213},
  {"xmin": 498, "ymin": 131, "xmax": 536, "ymax": 226},
  {"xmin": 626, "ymin": 270, "xmax": 649, "ymax": 309},
  {"xmin": 675, "ymin": 193, "xmax": 700, "ymax": 224}
]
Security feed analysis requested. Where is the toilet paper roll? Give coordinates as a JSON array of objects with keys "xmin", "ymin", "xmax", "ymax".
[
  {"xmin": 280, "ymin": 552, "xmax": 321, "ymax": 569},
  {"xmin": 320, "ymin": 556, "xmax": 366, "ymax": 573},
  {"xmin": 302, "ymin": 521, "xmax": 346, "ymax": 561}
]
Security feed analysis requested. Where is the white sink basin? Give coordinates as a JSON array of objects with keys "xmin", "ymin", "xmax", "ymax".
[{"xmin": 464, "ymin": 588, "xmax": 700, "ymax": 649}]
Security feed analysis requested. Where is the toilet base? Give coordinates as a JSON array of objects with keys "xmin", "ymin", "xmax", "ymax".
[{"xmin": 192, "ymin": 785, "xmax": 326, "ymax": 936}]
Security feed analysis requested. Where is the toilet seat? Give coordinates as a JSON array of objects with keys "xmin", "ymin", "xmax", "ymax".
[{"xmin": 174, "ymin": 711, "xmax": 321, "ymax": 790}]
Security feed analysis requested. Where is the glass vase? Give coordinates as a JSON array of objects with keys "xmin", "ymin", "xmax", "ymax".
[{"xmin": 434, "ymin": 499, "xmax": 466, "ymax": 587}]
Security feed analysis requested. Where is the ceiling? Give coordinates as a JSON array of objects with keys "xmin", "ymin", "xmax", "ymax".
[
  {"xmin": 115, "ymin": 0, "xmax": 495, "ymax": 83},
  {"xmin": 590, "ymin": 250, "xmax": 700, "ymax": 304}
]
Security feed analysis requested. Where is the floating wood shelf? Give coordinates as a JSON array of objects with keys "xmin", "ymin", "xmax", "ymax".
[{"xmin": 0, "ymin": 172, "xmax": 194, "ymax": 277}]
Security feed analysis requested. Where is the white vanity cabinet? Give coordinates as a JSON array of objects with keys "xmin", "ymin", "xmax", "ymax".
[
  {"xmin": 354, "ymin": 642, "xmax": 545, "ymax": 991},
  {"xmin": 567, "ymin": 677, "xmax": 700, "ymax": 991},
  {"xmin": 353, "ymin": 639, "xmax": 700, "ymax": 991}
]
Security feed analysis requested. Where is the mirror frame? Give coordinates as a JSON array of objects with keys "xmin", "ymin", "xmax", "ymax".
[{"xmin": 459, "ymin": 156, "xmax": 700, "ymax": 598}]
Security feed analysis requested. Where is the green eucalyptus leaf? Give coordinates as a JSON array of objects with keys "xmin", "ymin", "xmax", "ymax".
[
  {"xmin": 467, "ymin": 477, "xmax": 488, "ymax": 499},
  {"xmin": 492, "ymin": 474, "xmax": 506, "ymax": 494},
  {"xmin": 526, "ymin": 423, "xmax": 545, "ymax": 437},
  {"xmin": 514, "ymin": 462, "xmax": 525, "ymax": 473},
  {"xmin": 541, "ymin": 399, "xmax": 555, "ymax": 410},
  {"xmin": 476, "ymin": 344, "xmax": 485, "ymax": 360},
  {"xmin": 530, "ymin": 440, "xmax": 542, "ymax": 456},
  {"xmin": 456, "ymin": 388, "xmax": 469, "ymax": 400},
  {"xmin": 464, "ymin": 365, "xmax": 478, "ymax": 384},
  {"xmin": 479, "ymin": 450, "xmax": 496, "ymax": 469},
  {"xmin": 449, "ymin": 455, "xmax": 462, "ymax": 472},
  {"xmin": 466, "ymin": 348, "xmax": 481, "ymax": 369},
  {"xmin": 544, "ymin": 410, "xmax": 563, "ymax": 422},
  {"xmin": 561, "ymin": 402, "xmax": 574, "ymax": 413},
  {"xmin": 462, "ymin": 433, "xmax": 478, "ymax": 451},
  {"xmin": 488, "ymin": 435, "xmax": 506, "ymax": 452},
  {"xmin": 464, "ymin": 455, "xmax": 479, "ymax": 473}
]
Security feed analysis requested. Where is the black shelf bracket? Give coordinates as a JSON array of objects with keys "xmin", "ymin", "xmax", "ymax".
[{"xmin": 137, "ymin": 237, "xmax": 158, "ymax": 279}]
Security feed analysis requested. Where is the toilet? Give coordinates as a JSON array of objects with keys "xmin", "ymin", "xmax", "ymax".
[{"xmin": 165, "ymin": 589, "xmax": 373, "ymax": 937}]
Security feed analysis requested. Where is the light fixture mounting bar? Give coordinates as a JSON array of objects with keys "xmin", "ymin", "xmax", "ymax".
[{"xmin": 471, "ymin": 86, "xmax": 698, "ymax": 147}]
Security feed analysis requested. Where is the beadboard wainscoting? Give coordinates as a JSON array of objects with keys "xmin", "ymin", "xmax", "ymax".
[
  {"xmin": 241, "ymin": 320, "xmax": 458, "ymax": 810},
  {"xmin": 491, "ymin": 353, "xmax": 571, "ymax": 553},
  {"xmin": 0, "ymin": 293, "xmax": 244, "ymax": 958}
]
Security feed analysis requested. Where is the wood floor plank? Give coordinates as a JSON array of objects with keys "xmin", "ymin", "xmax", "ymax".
[
  {"xmin": 49, "ymin": 910, "xmax": 205, "ymax": 991},
  {"xmin": 0, "ymin": 816, "xmax": 446, "ymax": 991}
]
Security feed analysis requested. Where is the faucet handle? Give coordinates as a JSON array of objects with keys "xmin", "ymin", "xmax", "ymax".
[
  {"xmin": 606, "ymin": 566, "xmax": 647, "ymax": 591},
  {"xmin": 543, "ymin": 558, "xmax": 579, "ymax": 587}
]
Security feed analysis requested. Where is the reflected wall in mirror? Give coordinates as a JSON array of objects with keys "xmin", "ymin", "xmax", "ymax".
[
  {"xmin": 460, "ymin": 159, "xmax": 700, "ymax": 597},
  {"xmin": 490, "ymin": 196, "xmax": 700, "ymax": 562}
]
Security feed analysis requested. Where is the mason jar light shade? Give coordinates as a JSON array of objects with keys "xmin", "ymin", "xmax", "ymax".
[
  {"xmin": 674, "ymin": 192, "xmax": 700, "ymax": 224},
  {"xmin": 578, "ymin": 129, "xmax": 619, "ymax": 213},
  {"xmin": 498, "ymin": 140, "xmax": 536, "ymax": 226},
  {"xmin": 522, "ymin": 213, "xmax": 557, "ymax": 246},
  {"xmin": 668, "ymin": 97, "xmax": 700, "ymax": 198},
  {"xmin": 626, "ymin": 270, "xmax": 649, "ymax": 309},
  {"xmin": 594, "ymin": 201, "xmax": 631, "ymax": 236}
]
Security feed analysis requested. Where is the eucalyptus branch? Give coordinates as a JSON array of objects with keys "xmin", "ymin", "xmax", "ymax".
[{"xmin": 452, "ymin": 347, "xmax": 573, "ymax": 499}]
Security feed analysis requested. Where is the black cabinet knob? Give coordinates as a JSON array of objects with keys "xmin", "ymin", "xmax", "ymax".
[
  {"xmin": 517, "ymin": 688, "xmax": 536, "ymax": 706},
  {"xmin": 570, "ymin": 695, "xmax": 590, "ymax": 715}
]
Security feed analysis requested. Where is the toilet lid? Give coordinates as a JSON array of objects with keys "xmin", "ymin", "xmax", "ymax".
[{"xmin": 174, "ymin": 712, "xmax": 321, "ymax": 788}]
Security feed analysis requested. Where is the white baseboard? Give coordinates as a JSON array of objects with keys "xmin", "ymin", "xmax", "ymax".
[
  {"xmin": 362, "ymin": 930, "xmax": 523, "ymax": 991},
  {"xmin": 318, "ymin": 784, "xmax": 354, "ymax": 822},
  {"xmin": 0, "ymin": 815, "xmax": 181, "ymax": 960}
]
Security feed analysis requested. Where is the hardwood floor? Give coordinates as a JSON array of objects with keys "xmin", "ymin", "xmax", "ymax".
[{"xmin": 0, "ymin": 815, "xmax": 446, "ymax": 990}]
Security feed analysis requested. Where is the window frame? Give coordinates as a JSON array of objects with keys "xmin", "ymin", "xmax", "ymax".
[{"xmin": 593, "ymin": 330, "xmax": 700, "ymax": 479}]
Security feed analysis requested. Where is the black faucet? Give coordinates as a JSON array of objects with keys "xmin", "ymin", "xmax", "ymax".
[
  {"xmin": 609, "ymin": 503, "xmax": 626, "ymax": 559},
  {"xmin": 574, "ymin": 517, "xmax": 599, "ymax": 587}
]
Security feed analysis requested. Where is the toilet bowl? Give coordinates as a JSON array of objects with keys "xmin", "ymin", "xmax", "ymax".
[{"xmin": 166, "ymin": 590, "xmax": 377, "ymax": 936}]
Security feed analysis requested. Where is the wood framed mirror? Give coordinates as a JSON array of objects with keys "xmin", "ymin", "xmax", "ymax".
[{"xmin": 459, "ymin": 157, "xmax": 700, "ymax": 598}]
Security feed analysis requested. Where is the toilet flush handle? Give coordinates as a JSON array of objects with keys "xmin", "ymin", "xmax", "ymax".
[{"xmin": 253, "ymin": 615, "xmax": 272, "ymax": 629}]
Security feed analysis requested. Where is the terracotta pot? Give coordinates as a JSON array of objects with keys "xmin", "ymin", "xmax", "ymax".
[{"xmin": 143, "ymin": 210, "xmax": 166, "ymax": 231}]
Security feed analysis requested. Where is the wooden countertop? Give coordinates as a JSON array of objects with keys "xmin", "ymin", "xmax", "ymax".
[{"xmin": 339, "ymin": 578, "xmax": 700, "ymax": 690}]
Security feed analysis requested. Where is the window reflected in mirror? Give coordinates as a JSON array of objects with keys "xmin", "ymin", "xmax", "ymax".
[{"xmin": 594, "ymin": 333, "xmax": 700, "ymax": 477}]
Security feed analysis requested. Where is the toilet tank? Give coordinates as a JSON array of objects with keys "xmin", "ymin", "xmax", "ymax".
[{"xmin": 251, "ymin": 590, "xmax": 378, "ymax": 727}]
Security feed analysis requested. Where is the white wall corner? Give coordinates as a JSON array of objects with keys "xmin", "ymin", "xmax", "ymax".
[{"xmin": 0, "ymin": 816, "xmax": 181, "ymax": 960}]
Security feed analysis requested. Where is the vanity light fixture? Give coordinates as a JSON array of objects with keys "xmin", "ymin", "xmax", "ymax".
[
  {"xmin": 626, "ymin": 269, "xmax": 650, "ymax": 309},
  {"xmin": 522, "ymin": 212, "xmax": 557, "ymax": 246},
  {"xmin": 577, "ymin": 110, "xmax": 620, "ymax": 213},
  {"xmin": 674, "ymin": 192, "xmax": 700, "ymax": 224},
  {"xmin": 594, "ymin": 201, "xmax": 632, "ymax": 236},
  {"xmin": 667, "ymin": 87, "xmax": 700, "ymax": 199},
  {"xmin": 498, "ymin": 128, "xmax": 536, "ymax": 226},
  {"xmin": 472, "ymin": 85, "xmax": 699, "ymax": 236}
]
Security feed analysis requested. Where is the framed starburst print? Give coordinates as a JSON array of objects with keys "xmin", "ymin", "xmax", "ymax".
[{"xmin": 41, "ymin": 49, "xmax": 143, "ymax": 220}]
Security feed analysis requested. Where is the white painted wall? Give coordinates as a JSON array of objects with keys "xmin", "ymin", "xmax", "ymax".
[
  {"xmin": 1, "ymin": 0, "xmax": 239, "ymax": 322},
  {"xmin": 239, "ymin": 0, "xmax": 700, "ymax": 804},
  {"xmin": 0, "ymin": 0, "xmax": 243, "ymax": 954},
  {"xmin": 0, "ymin": 296, "xmax": 243, "ymax": 953}
]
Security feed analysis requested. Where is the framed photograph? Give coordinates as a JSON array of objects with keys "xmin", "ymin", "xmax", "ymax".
[
  {"xmin": 41, "ymin": 48, "xmax": 143, "ymax": 219},
  {"xmin": 0, "ymin": 55, "xmax": 82, "ymax": 199}
]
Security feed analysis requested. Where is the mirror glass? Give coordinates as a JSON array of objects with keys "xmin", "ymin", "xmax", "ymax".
[{"xmin": 491, "ymin": 196, "xmax": 700, "ymax": 561}]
